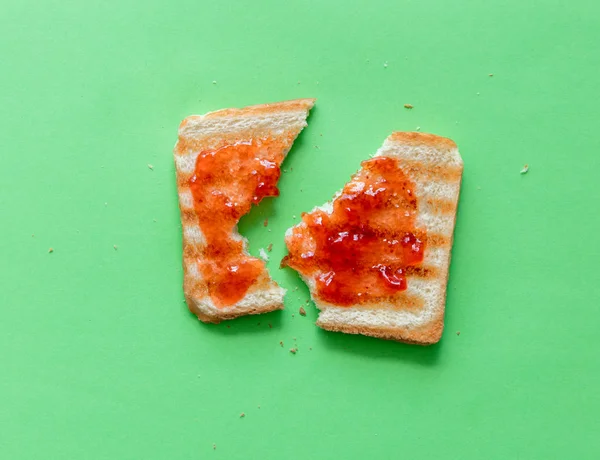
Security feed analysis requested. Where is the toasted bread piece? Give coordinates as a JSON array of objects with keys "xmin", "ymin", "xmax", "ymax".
[
  {"xmin": 174, "ymin": 99, "xmax": 315, "ymax": 323},
  {"xmin": 283, "ymin": 132, "xmax": 462, "ymax": 344}
]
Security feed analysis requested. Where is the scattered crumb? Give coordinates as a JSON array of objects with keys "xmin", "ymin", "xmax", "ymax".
[
  {"xmin": 104, "ymin": 202, "xmax": 108, "ymax": 206},
  {"xmin": 283, "ymin": 169, "xmax": 287, "ymax": 173},
  {"xmin": 489, "ymin": 73, "xmax": 494, "ymax": 77},
  {"xmin": 148, "ymin": 164, "xmax": 154, "ymax": 170},
  {"xmin": 257, "ymin": 322, "xmax": 261, "ymax": 326},
  {"xmin": 226, "ymin": 325, "xmax": 231, "ymax": 328},
  {"xmin": 280, "ymin": 341, "xmax": 284, "ymax": 347},
  {"xmin": 259, "ymin": 248, "xmax": 269, "ymax": 261},
  {"xmin": 292, "ymin": 314, "xmax": 295, "ymax": 317},
  {"xmin": 456, "ymin": 331, "xmax": 461, "ymax": 336},
  {"xmin": 268, "ymin": 229, "xmax": 272, "ymax": 232},
  {"xmin": 520, "ymin": 164, "xmax": 529, "ymax": 174},
  {"xmin": 293, "ymin": 337, "xmax": 297, "ymax": 341},
  {"xmin": 404, "ymin": 104, "xmax": 414, "ymax": 109},
  {"xmin": 477, "ymin": 186, "xmax": 482, "ymax": 190},
  {"xmin": 290, "ymin": 167, "xmax": 293, "ymax": 171},
  {"xmin": 294, "ymin": 286, "xmax": 299, "ymax": 291},
  {"xmin": 258, "ymin": 405, "xmax": 261, "ymax": 409},
  {"xmin": 476, "ymin": 92, "xmax": 480, "ymax": 96},
  {"xmin": 268, "ymin": 323, "xmax": 272, "ymax": 329},
  {"xmin": 153, "ymin": 219, "xmax": 157, "ymax": 222},
  {"xmin": 383, "ymin": 61, "xmax": 388, "ymax": 68},
  {"xmin": 300, "ymin": 189, "xmax": 303, "ymax": 192},
  {"xmin": 267, "ymin": 243, "xmax": 273, "ymax": 252},
  {"xmin": 299, "ymin": 307, "xmax": 307, "ymax": 316},
  {"xmin": 48, "ymin": 248, "xmax": 54, "ymax": 253},
  {"xmin": 113, "ymin": 245, "xmax": 118, "ymax": 250},
  {"xmin": 309, "ymin": 347, "xmax": 312, "ymax": 351},
  {"xmin": 293, "ymin": 215, "xmax": 297, "ymax": 219},
  {"xmin": 289, "ymin": 348, "xmax": 297, "ymax": 354},
  {"xmin": 263, "ymin": 218, "xmax": 268, "ymax": 227},
  {"xmin": 240, "ymin": 413, "xmax": 245, "ymax": 418},
  {"xmin": 416, "ymin": 127, "xmax": 421, "ymax": 131},
  {"xmin": 212, "ymin": 80, "xmax": 217, "ymax": 84},
  {"xmin": 297, "ymin": 81, "xmax": 301, "ymax": 85},
  {"xmin": 31, "ymin": 234, "xmax": 34, "ymax": 237},
  {"xmin": 213, "ymin": 444, "xmax": 216, "ymax": 450},
  {"xmin": 314, "ymin": 145, "xmax": 319, "ymax": 149}
]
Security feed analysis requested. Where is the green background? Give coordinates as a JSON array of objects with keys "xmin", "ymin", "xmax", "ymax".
[{"xmin": 2, "ymin": 0, "xmax": 600, "ymax": 458}]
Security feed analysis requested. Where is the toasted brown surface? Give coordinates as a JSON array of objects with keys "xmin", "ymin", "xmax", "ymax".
[
  {"xmin": 316, "ymin": 315, "xmax": 445, "ymax": 345},
  {"xmin": 174, "ymin": 99, "xmax": 314, "ymax": 323},
  {"xmin": 287, "ymin": 131, "xmax": 462, "ymax": 345}
]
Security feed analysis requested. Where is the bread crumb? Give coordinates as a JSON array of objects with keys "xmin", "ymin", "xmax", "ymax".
[
  {"xmin": 259, "ymin": 248, "xmax": 269, "ymax": 261},
  {"xmin": 309, "ymin": 347, "xmax": 312, "ymax": 351},
  {"xmin": 293, "ymin": 337, "xmax": 297, "ymax": 341},
  {"xmin": 293, "ymin": 215, "xmax": 296, "ymax": 219},
  {"xmin": 489, "ymin": 73, "xmax": 494, "ymax": 77},
  {"xmin": 383, "ymin": 61, "xmax": 388, "ymax": 68},
  {"xmin": 104, "ymin": 202, "xmax": 108, "ymax": 206},
  {"xmin": 416, "ymin": 127, "xmax": 421, "ymax": 131},
  {"xmin": 280, "ymin": 341, "xmax": 284, "ymax": 347},
  {"xmin": 283, "ymin": 169, "xmax": 287, "ymax": 173},
  {"xmin": 290, "ymin": 167, "xmax": 293, "ymax": 171},
  {"xmin": 289, "ymin": 348, "xmax": 297, "ymax": 354},
  {"xmin": 292, "ymin": 314, "xmax": 295, "ymax": 317},
  {"xmin": 456, "ymin": 331, "xmax": 461, "ymax": 336},
  {"xmin": 212, "ymin": 80, "xmax": 217, "ymax": 84},
  {"xmin": 113, "ymin": 245, "xmax": 118, "ymax": 250},
  {"xmin": 213, "ymin": 444, "xmax": 216, "ymax": 450},
  {"xmin": 476, "ymin": 92, "xmax": 480, "ymax": 95},
  {"xmin": 48, "ymin": 248, "xmax": 54, "ymax": 253},
  {"xmin": 258, "ymin": 405, "xmax": 261, "ymax": 409},
  {"xmin": 299, "ymin": 307, "xmax": 307, "ymax": 316},
  {"xmin": 268, "ymin": 228, "xmax": 272, "ymax": 232},
  {"xmin": 240, "ymin": 413, "xmax": 245, "ymax": 418},
  {"xmin": 148, "ymin": 164, "xmax": 154, "ymax": 170},
  {"xmin": 268, "ymin": 323, "xmax": 272, "ymax": 329},
  {"xmin": 404, "ymin": 104, "xmax": 413, "ymax": 109},
  {"xmin": 294, "ymin": 286, "xmax": 299, "ymax": 291},
  {"xmin": 263, "ymin": 218, "xmax": 268, "ymax": 227},
  {"xmin": 520, "ymin": 164, "xmax": 529, "ymax": 174},
  {"xmin": 267, "ymin": 243, "xmax": 273, "ymax": 252}
]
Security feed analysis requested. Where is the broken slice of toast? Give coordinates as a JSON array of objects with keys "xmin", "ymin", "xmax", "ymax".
[
  {"xmin": 282, "ymin": 132, "xmax": 462, "ymax": 344},
  {"xmin": 174, "ymin": 99, "xmax": 314, "ymax": 323}
]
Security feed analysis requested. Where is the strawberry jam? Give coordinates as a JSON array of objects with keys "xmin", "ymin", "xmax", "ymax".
[
  {"xmin": 282, "ymin": 157, "xmax": 426, "ymax": 306},
  {"xmin": 189, "ymin": 138, "xmax": 285, "ymax": 307}
]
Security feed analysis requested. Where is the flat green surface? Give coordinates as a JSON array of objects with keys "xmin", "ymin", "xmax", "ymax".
[{"xmin": 2, "ymin": 0, "xmax": 600, "ymax": 458}]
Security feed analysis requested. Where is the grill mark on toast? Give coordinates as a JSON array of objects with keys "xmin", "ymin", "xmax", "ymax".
[
  {"xmin": 399, "ymin": 160, "xmax": 462, "ymax": 182},
  {"xmin": 413, "ymin": 231, "xmax": 450, "ymax": 248},
  {"xmin": 422, "ymin": 198, "xmax": 456, "ymax": 215},
  {"xmin": 405, "ymin": 265, "xmax": 437, "ymax": 278},
  {"xmin": 354, "ymin": 292, "xmax": 425, "ymax": 311}
]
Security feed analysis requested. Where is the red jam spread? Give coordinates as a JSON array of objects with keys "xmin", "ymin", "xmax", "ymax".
[
  {"xmin": 189, "ymin": 138, "xmax": 285, "ymax": 307},
  {"xmin": 282, "ymin": 157, "xmax": 426, "ymax": 306}
]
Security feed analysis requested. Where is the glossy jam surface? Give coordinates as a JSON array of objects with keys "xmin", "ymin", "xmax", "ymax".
[
  {"xmin": 189, "ymin": 138, "xmax": 284, "ymax": 307},
  {"xmin": 283, "ymin": 157, "xmax": 426, "ymax": 306}
]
